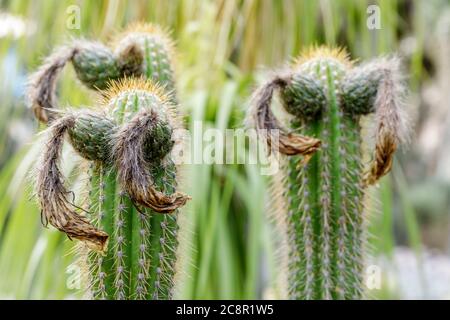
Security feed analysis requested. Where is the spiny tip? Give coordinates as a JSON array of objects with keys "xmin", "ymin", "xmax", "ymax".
[
  {"xmin": 111, "ymin": 22, "xmax": 175, "ymax": 55},
  {"xmin": 101, "ymin": 76, "xmax": 169, "ymax": 105},
  {"xmin": 294, "ymin": 45, "xmax": 354, "ymax": 67}
]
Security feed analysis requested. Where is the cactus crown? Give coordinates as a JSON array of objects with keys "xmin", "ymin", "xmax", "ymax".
[{"xmin": 249, "ymin": 46, "xmax": 408, "ymax": 299}]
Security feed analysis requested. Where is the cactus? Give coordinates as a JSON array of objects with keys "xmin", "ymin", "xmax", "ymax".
[
  {"xmin": 28, "ymin": 24, "xmax": 189, "ymax": 299},
  {"xmin": 248, "ymin": 47, "xmax": 409, "ymax": 299}
]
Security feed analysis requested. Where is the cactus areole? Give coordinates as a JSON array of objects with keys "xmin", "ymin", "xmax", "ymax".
[
  {"xmin": 28, "ymin": 24, "xmax": 189, "ymax": 299},
  {"xmin": 249, "ymin": 47, "xmax": 408, "ymax": 299}
]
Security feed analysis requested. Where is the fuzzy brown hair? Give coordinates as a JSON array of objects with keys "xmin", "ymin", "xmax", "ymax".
[
  {"xmin": 248, "ymin": 75, "xmax": 321, "ymax": 158},
  {"xmin": 27, "ymin": 46, "xmax": 77, "ymax": 124},
  {"xmin": 113, "ymin": 108, "xmax": 189, "ymax": 213},
  {"xmin": 363, "ymin": 58, "xmax": 409, "ymax": 185},
  {"xmin": 37, "ymin": 114, "xmax": 108, "ymax": 251}
]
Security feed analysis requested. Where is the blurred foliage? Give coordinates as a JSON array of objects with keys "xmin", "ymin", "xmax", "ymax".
[{"xmin": 0, "ymin": 0, "xmax": 449, "ymax": 299}]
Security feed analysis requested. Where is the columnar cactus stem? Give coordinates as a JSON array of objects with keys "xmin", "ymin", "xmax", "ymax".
[
  {"xmin": 28, "ymin": 24, "xmax": 188, "ymax": 300},
  {"xmin": 248, "ymin": 47, "xmax": 408, "ymax": 300}
]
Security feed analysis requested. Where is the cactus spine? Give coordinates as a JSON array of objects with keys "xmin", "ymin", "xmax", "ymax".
[
  {"xmin": 249, "ymin": 47, "xmax": 408, "ymax": 300},
  {"xmin": 29, "ymin": 24, "xmax": 189, "ymax": 299}
]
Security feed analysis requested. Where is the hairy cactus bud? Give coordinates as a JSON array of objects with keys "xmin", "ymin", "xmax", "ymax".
[
  {"xmin": 281, "ymin": 74, "xmax": 327, "ymax": 118},
  {"xmin": 248, "ymin": 47, "xmax": 409, "ymax": 300},
  {"xmin": 71, "ymin": 42, "xmax": 123, "ymax": 90},
  {"xmin": 68, "ymin": 111, "xmax": 116, "ymax": 162}
]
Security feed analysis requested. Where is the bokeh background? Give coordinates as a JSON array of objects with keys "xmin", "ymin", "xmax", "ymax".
[{"xmin": 0, "ymin": 0, "xmax": 449, "ymax": 299}]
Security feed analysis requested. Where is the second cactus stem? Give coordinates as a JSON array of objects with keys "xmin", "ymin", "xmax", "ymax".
[
  {"xmin": 285, "ymin": 65, "xmax": 364, "ymax": 300},
  {"xmin": 249, "ymin": 47, "xmax": 408, "ymax": 299}
]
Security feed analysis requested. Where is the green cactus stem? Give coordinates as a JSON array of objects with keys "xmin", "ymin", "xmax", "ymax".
[
  {"xmin": 30, "ymin": 24, "xmax": 189, "ymax": 300},
  {"xmin": 248, "ymin": 47, "xmax": 408, "ymax": 299}
]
